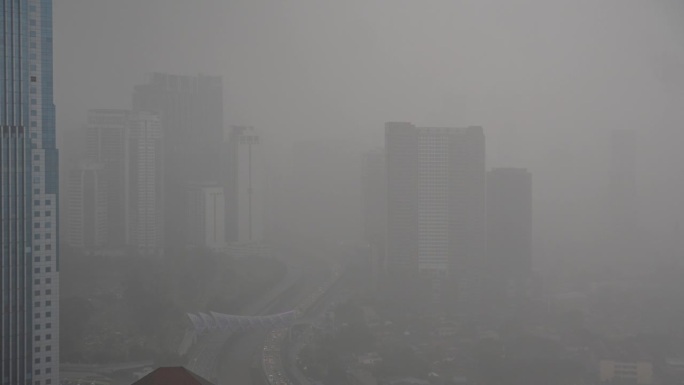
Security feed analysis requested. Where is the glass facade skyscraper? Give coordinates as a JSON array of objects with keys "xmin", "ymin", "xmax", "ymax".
[{"xmin": 1, "ymin": 1, "xmax": 59, "ymax": 384}]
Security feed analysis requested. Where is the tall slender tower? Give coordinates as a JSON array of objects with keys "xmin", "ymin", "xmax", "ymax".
[{"xmin": 1, "ymin": 1, "xmax": 59, "ymax": 383}]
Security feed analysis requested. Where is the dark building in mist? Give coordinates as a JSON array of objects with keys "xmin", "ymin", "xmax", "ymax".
[
  {"xmin": 486, "ymin": 168, "xmax": 532, "ymax": 317},
  {"xmin": 82, "ymin": 110, "xmax": 164, "ymax": 254},
  {"xmin": 608, "ymin": 129, "xmax": 639, "ymax": 266},
  {"xmin": 0, "ymin": 1, "xmax": 60, "ymax": 382},
  {"xmin": 223, "ymin": 126, "xmax": 265, "ymax": 244},
  {"xmin": 66, "ymin": 162, "xmax": 108, "ymax": 251},
  {"xmin": 385, "ymin": 123, "xmax": 486, "ymax": 313},
  {"xmin": 362, "ymin": 148, "xmax": 387, "ymax": 293},
  {"xmin": 85, "ymin": 109, "xmax": 131, "ymax": 248},
  {"xmin": 132, "ymin": 73, "xmax": 224, "ymax": 250}
]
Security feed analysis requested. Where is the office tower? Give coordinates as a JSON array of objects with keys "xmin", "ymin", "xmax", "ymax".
[
  {"xmin": 385, "ymin": 123, "xmax": 486, "ymax": 312},
  {"xmin": 1, "ymin": 1, "xmax": 59, "ymax": 383},
  {"xmin": 85, "ymin": 109, "xmax": 130, "ymax": 248},
  {"xmin": 132, "ymin": 73, "xmax": 224, "ymax": 250},
  {"xmin": 83, "ymin": 110, "xmax": 163, "ymax": 255},
  {"xmin": 486, "ymin": 168, "xmax": 533, "ymax": 317},
  {"xmin": 127, "ymin": 112, "xmax": 164, "ymax": 255},
  {"xmin": 225, "ymin": 126, "xmax": 265, "ymax": 244},
  {"xmin": 66, "ymin": 162, "xmax": 107, "ymax": 251},
  {"xmin": 608, "ymin": 129, "xmax": 638, "ymax": 266},
  {"xmin": 361, "ymin": 148, "xmax": 387, "ymax": 293},
  {"xmin": 188, "ymin": 184, "xmax": 226, "ymax": 252}
]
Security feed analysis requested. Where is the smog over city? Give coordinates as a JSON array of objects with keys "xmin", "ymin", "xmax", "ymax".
[{"xmin": 3, "ymin": 1, "xmax": 684, "ymax": 384}]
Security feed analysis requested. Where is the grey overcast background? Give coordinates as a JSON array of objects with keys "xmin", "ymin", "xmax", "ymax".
[{"xmin": 54, "ymin": 1, "xmax": 684, "ymax": 272}]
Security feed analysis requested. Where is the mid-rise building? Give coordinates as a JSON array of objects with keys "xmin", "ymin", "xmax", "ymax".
[
  {"xmin": 188, "ymin": 184, "xmax": 226, "ymax": 252},
  {"xmin": 66, "ymin": 162, "xmax": 108, "ymax": 251},
  {"xmin": 486, "ymin": 168, "xmax": 532, "ymax": 316},
  {"xmin": 385, "ymin": 123, "xmax": 486, "ymax": 312},
  {"xmin": 1, "ymin": 1, "xmax": 60, "ymax": 383},
  {"xmin": 132, "ymin": 73, "xmax": 224, "ymax": 250}
]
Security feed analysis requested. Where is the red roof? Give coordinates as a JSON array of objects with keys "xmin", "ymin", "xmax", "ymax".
[{"xmin": 131, "ymin": 367, "xmax": 216, "ymax": 385}]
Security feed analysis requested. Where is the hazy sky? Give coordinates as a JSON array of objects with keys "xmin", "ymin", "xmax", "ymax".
[{"xmin": 54, "ymin": 1, "xmax": 684, "ymax": 269}]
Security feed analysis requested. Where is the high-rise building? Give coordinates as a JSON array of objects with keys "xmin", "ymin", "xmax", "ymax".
[
  {"xmin": 1, "ymin": 1, "xmax": 60, "ymax": 383},
  {"xmin": 83, "ymin": 110, "xmax": 163, "ymax": 254},
  {"xmin": 188, "ymin": 184, "xmax": 226, "ymax": 252},
  {"xmin": 66, "ymin": 162, "xmax": 108, "ymax": 251},
  {"xmin": 127, "ymin": 112, "xmax": 164, "ymax": 255},
  {"xmin": 385, "ymin": 123, "xmax": 486, "ymax": 312},
  {"xmin": 361, "ymin": 148, "xmax": 387, "ymax": 294},
  {"xmin": 486, "ymin": 168, "xmax": 532, "ymax": 316},
  {"xmin": 132, "ymin": 73, "xmax": 224, "ymax": 250},
  {"xmin": 224, "ymin": 126, "xmax": 265, "ymax": 244},
  {"xmin": 85, "ymin": 109, "xmax": 130, "ymax": 248}
]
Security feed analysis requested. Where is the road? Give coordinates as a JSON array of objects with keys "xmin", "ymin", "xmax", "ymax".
[{"xmin": 216, "ymin": 265, "xmax": 330, "ymax": 385}]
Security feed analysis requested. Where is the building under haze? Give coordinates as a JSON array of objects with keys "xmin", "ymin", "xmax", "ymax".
[
  {"xmin": 82, "ymin": 110, "xmax": 164, "ymax": 255},
  {"xmin": 188, "ymin": 183, "xmax": 226, "ymax": 252},
  {"xmin": 127, "ymin": 112, "xmax": 164, "ymax": 255},
  {"xmin": 0, "ymin": 1, "xmax": 60, "ymax": 383},
  {"xmin": 132, "ymin": 73, "xmax": 224, "ymax": 251},
  {"xmin": 608, "ymin": 129, "xmax": 639, "ymax": 268},
  {"xmin": 385, "ymin": 123, "xmax": 486, "ymax": 313},
  {"xmin": 224, "ymin": 126, "xmax": 266, "ymax": 248},
  {"xmin": 66, "ymin": 162, "xmax": 108, "ymax": 251},
  {"xmin": 486, "ymin": 168, "xmax": 533, "ymax": 317},
  {"xmin": 84, "ymin": 109, "xmax": 130, "ymax": 248}
]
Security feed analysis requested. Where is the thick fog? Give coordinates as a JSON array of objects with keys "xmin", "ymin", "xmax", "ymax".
[{"xmin": 56, "ymin": 0, "xmax": 684, "ymax": 273}]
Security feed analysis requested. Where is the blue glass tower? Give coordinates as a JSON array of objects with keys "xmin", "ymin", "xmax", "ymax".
[{"xmin": 1, "ymin": 1, "xmax": 58, "ymax": 384}]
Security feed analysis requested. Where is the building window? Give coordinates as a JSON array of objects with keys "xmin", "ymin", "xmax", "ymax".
[
  {"xmin": 45, "ymin": 301, "xmax": 51, "ymax": 306},
  {"xmin": 45, "ymin": 211, "xmax": 51, "ymax": 216},
  {"xmin": 45, "ymin": 345, "xmax": 51, "ymax": 351},
  {"xmin": 45, "ymin": 334, "xmax": 51, "ymax": 340}
]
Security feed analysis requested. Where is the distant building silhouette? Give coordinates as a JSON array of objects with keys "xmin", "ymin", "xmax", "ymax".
[
  {"xmin": 133, "ymin": 73, "xmax": 224, "ymax": 251},
  {"xmin": 66, "ymin": 162, "xmax": 108, "ymax": 251},
  {"xmin": 224, "ymin": 126, "xmax": 265, "ymax": 244},
  {"xmin": 385, "ymin": 123, "xmax": 486, "ymax": 313},
  {"xmin": 82, "ymin": 109, "xmax": 164, "ymax": 255},
  {"xmin": 188, "ymin": 183, "xmax": 226, "ymax": 252},
  {"xmin": 486, "ymin": 168, "xmax": 533, "ymax": 318},
  {"xmin": 127, "ymin": 112, "xmax": 164, "ymax": 255},
  {"xmin": 85, "ymin": 109, "xmax": 131, "ymax": 248}
]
